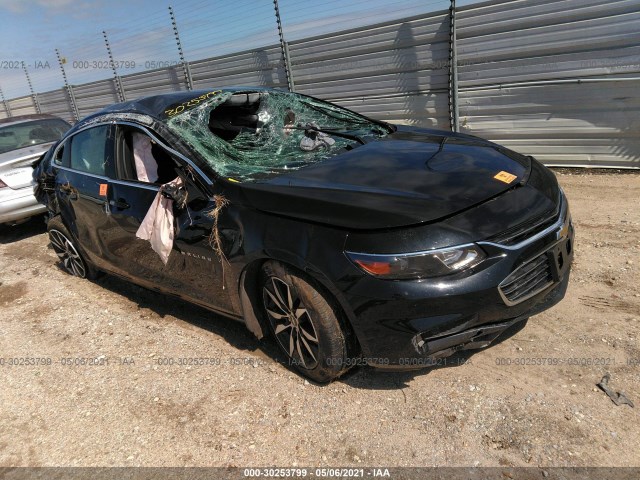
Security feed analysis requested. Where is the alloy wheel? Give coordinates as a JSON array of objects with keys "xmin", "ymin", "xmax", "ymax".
[
  {"xmin": 262, "ymin": 276, "xmax": 320, "ymax": 369},
  {"xmin": 49, "ymin": 229, "xmax": 87, "ymax": 278}
]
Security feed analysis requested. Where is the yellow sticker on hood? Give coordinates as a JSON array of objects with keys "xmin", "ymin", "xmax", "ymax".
[{"xmin": 494, "ymin": 171, "xmax": 517, "ymax": 184}]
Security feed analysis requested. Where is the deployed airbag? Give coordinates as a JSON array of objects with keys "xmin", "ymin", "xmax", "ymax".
[
  {"xmin": 132, "ymin": 132, "xmax": 159, "ymax": 183},
  {"xmin": 136, "ymin": 177, "xmax": 184, "ymax": 264}
]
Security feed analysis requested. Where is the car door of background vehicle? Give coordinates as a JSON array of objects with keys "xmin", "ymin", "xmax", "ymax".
[
  {"xmin": 103, "ymin": 123, "xmax": 234, "ymax": 314},
  {"xmin": 54, "ymin": 124, "xmax": 115, "ymax": 271}
]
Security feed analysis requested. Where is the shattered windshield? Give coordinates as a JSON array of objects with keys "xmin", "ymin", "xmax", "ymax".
[{"xmin": 165, "ymin": 90, "xmax": 390, "ymax": 182}]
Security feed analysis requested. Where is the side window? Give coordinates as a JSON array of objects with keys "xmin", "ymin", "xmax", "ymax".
[
  {"xmin": 116, "ymin": 126, "xmax": 178, "ymax": 185},
  {"xmin": 53, "ymin": 139, "xmax": 70, "ymax": 167},
  {"xmin": 69, "ymin": 125, "xmax": 110, "ymax": 176}
]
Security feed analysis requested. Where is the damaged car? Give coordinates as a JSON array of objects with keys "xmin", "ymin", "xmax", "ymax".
[{"xmin": 34, "ymin": 88, "xmax": 574, "ymax": 382}]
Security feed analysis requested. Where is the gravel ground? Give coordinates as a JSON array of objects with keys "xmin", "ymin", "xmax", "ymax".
[{"xmin": 0, "ymin": 170, "xmax": 639, "ymax": 468}]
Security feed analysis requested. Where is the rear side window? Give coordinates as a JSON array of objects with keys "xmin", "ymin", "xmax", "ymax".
[{"xmin": 69, "ymin": 126, "xmax": 111, "ymax": 176}]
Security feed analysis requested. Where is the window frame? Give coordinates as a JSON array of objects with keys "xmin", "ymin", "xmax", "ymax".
[
  {"xmin": 112, "ymin": 121, "xmax": 212, "ymax": 195},
  {"xmin": 114, "ymin": 124, "xmax": 173, "ymax": 186},
  {"xmin": 52, "ymin": 138, "xmax": 70, "ymax": 168}
]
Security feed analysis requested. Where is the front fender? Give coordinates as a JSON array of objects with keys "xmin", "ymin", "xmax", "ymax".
[{"xmin": 231, "ymin": 206, "xmax": 355, "ymax": 339}]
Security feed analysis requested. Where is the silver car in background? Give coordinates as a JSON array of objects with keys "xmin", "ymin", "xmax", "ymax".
[{"xmin": 0, "ymin": 114, "xmax": 70, "ymax": 225}]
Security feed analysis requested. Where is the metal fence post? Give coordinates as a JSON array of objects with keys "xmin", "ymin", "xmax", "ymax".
[
  {"xmin": 55, "ymin": 49, "xmax": 79, "ymax": 122},
  {"xmin": 0, "ymin": 86, "xmax": 11, "ymax": 117},
  {"xmin": 273, "ymin": 0, "xmax": 295, "ymax": 92},
  {"xmin": 22, "ymin": 62, "xmax": 42, "ymax": 114},
  {"xmin": 448, "ymin": 0, "xmax": 460, "ymax": 132},
  {"xmin": 103, "ymin": 30, "xmax": 126, "ymax": 102},
  {"xmin": 168, "ymin": 6, "xmax": 193, "ymax": 91}
]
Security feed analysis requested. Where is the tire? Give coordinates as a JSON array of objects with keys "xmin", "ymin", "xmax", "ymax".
[
  {"xmin": 47, "ymin": 216, "xmax": 99, "ymax": 280},
  {"xmin": 260, "ymin": 261, "xmax": 353, "ymax": 383}
]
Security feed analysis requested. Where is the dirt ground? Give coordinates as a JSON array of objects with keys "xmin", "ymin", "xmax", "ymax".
[{"xmin": 0, "ymin": 170, "xmax": 639, "ymax": 468}]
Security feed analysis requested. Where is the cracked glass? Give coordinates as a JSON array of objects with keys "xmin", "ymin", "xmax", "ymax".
[{"xmin": 165, "ymin": 90, "xmax": 390, "ymax": 182}]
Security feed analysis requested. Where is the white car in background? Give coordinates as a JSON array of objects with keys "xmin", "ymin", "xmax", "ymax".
[{"xmin": 0, "ymin": 114, "xmax": 70, "ymax": 225}]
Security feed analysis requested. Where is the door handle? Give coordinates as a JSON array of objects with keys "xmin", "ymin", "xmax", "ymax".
[{"xmin": 109, "ymin": 198, "xmax": 130, "ymax": 210}]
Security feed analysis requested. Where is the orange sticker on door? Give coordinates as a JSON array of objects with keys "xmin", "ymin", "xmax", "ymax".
[
  {"xmin": 494, "ymin": 171, "xmax": 517, "ymax": 184},
  {"xmin": 99, "ymin": 183, "xmax": 108, "ymax": 196}
]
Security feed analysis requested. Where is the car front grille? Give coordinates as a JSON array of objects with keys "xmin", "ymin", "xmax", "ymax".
[{"xmin": 499, "ymin": 252, "xmax": 553, "ymax": 306}]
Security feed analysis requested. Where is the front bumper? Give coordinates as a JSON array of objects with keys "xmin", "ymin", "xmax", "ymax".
[
  {"xmin": 372, "ymin": 272, "xmax": 569, "ymax": 370},
  {"xmin": 340, "ymin": 194, "xmax": 574, "ymax": 369},
  {"xmin": 0, "ymin": 185, "xmax": 46, "ymax": 224}
]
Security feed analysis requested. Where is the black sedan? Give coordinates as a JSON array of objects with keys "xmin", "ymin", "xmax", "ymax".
[{"xmin": 34, "ymin": 88, "xmax": 574, "ymax": 382}]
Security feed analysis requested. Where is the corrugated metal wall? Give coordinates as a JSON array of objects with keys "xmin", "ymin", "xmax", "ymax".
[
  {"xmin": 120, "ymin": 66, "xmax": 186, "ymax": 100},
  {"xmin": 288, "ymin": 11, "xmax": 451, "ymax": 128},
  {"xmin": 38, "ymin": 88, "xmax": 76, "ymax": 123},
  {"xmin": 0, "ymin": 101, "xmax": 10, "ymax": 120},
  {"xmin": 189, "ymin": 45, "xmax": 287, "ymax": 90},
  {"xmin": 457, "ymin": 0, "xmax": 640, "ymax": 168},
  {"xmin": 7, "ymin": 95, "xmax": 37, "ymax": 117},
  {"xmin": 3, "ymin": 0, "xmax": 638, "ymax": 167},
  {"xmin": 72, "ymin": 79, "xmax": 120, "ymax": 119}
]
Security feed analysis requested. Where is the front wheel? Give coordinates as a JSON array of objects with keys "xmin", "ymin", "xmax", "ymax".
[{"xmin": 260, "ymin": 261, "xmax": 353, "ymax": 383}]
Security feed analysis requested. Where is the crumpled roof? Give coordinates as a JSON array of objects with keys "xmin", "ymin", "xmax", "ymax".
[
  {"xmin": 74, "ymin": 88, "xmax": 273, "ymax": 128},
  {"xmin": 69, "ymin": 88, "xmax": 391, "ymax": 182}
]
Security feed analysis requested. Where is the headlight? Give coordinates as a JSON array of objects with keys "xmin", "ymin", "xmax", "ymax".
[{"xmin": 345, "ymin": 244, "xmax": 486, "ymax": 279}]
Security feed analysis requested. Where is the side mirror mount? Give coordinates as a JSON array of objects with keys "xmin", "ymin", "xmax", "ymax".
[{"xmin": 160, "ymin": 180, "xmax": 188, "ymax": 210}]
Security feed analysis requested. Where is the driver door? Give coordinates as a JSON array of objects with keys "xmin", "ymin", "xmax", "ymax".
[{"xmin": 101, "ymin": 123, "xmax": 233, "ymax": 314}]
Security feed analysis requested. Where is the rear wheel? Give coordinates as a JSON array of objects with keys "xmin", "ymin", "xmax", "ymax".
[
  {"xmin": 260, "ymin": 261, "xmax": 353, "ymax": 383},
  {"xmin": 47, "ymin": 216, "xmax": 99, "ymax": 280}
]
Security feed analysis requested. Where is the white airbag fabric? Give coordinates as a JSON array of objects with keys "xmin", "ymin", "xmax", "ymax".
[{"xmin": 135, "ymin": 177, "xmax": 183, "ymax": 264}]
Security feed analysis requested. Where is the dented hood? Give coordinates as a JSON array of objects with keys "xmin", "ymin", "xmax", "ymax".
[{"xmin": 241, "ymin": 128, "xmax": 531, "ymax": 230}]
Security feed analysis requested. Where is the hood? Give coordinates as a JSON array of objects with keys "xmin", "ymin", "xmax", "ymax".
[
  {"xmin": 0, "ymin": 143, "xmax": 53, "ymax": 189},
  {"xmin": 241, "ymin": 127, "xmax": 531, "ymax": 229}
]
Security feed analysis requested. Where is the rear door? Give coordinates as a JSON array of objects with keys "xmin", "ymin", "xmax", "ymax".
[{"xmin": 54, "ymin": 124, "xmax": 115, "ymax": 270}]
